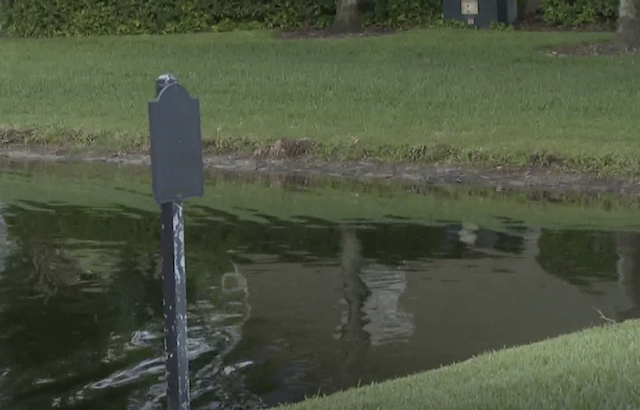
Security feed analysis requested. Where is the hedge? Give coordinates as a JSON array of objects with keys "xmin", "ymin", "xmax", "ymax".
[
  {"xmin": 541, "ymin": 0, "xmax": 617, "ymax": 27},
  {"xmin": 0, "ymin": 0, "xmax": 619, "ymax": 37},
  {"xmin": 0, "ymin": 0, "xmax": 440, "ymax": 37}
]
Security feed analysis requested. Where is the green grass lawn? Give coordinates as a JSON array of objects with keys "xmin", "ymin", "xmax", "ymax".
[
  {"xmin": 2, "ymin": 29, "xmax": 640, "ymax": 174},
  {"xmin": 279, "ymin": 320, "xmax": 640, "ymax": 410}
]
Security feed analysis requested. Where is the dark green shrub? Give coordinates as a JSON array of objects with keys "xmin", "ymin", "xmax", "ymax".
[
  {"xmin": 1, "ymin": 0, "xmax": 441, "ymax": 37},
  {"xmin": 541, "ymin": 0, "xmax": 617, "ymax": 27},
  {"xmin": 363, "ymin": 0, "xmax": 441, "ymax": 27},
  {"xmin": 261, "ymin": 0, "xmax": 336, "ymax": 29},
  {"xmin": 0, "ymin": 0, "xmax": 13, "ymax": 30},
  {"xmin": 517, "ymin": 0, "xmax": 527, "ymax": 19},
  {"xmin": 4, "ymin": 0, "xmax": 261, "ymax": 36}
]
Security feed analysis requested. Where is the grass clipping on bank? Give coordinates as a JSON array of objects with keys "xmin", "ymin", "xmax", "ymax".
[
  {"xmin": 280, "ymin": 320, "xmax": 640, "ymax": 410},
  {"xmin": 2, "ymin": 29, "xmax": 640, "ymax": 174}
]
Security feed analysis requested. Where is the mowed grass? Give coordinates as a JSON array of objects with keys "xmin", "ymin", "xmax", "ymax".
[
  {"xmin": 1, "ymin": 28, "xmax": 639, "ymax": 174},
  {"xmin": 280, "ymin": 320, "xmax": 640, "ymax": 410}
]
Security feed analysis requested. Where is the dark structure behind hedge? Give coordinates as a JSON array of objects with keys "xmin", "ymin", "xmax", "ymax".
[{"xmin": 0, "ymin": 0, "xmax": 619, "ymax": 37}]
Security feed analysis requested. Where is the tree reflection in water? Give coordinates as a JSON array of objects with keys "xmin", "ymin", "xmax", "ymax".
[
  {"xmin": 336, "ymin": 225, "xmax": 370, "ymax": 386},
  {"xmin": 614, "ymin": 231, "xmax": 640, "ymax": 322}
]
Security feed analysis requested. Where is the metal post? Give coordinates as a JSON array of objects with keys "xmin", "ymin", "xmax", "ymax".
[{"xmin": 156, "ymin": 73, "xmax": 190, "ymax": 410}]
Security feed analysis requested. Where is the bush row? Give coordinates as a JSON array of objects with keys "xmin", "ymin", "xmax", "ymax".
[
  {"xmin": 540, "ymin": 0, "xmax": 617, "ymax": 27},
  {"xmin": 0, "ymin": 0, "xmax": 439, "ymax": 37},
  {"xmin": 0, "ymin": 0, "xmax": 618, "ymax": 37}
]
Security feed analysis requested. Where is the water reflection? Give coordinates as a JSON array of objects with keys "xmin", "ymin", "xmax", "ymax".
[
  {"xmin": 614, "ymin": 232, "xmax": 640, "ymax": 321},
  {"xmin": 335, "ymin": 225, "xmax": 370, "ymax": 387},
  {"xmin": 0, "ymin": 197, "xmax": 639, "ymax": 409},
  {"xmin": 337, "ymin": 225, "xmax": 414, "ymax": 348},
  {"xmin": 0, "ymin": 202, "xmax": 11, "ymax": 275}
]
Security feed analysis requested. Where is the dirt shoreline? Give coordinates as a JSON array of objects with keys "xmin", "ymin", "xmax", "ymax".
[{"xmin": 2, "ymin": 148, "xmax": 640, "ymax": 197}]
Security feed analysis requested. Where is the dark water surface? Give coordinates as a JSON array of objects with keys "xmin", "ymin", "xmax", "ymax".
[{"xmin": 0, "ymin": 173, "xmax": 639, "ymax": 410}]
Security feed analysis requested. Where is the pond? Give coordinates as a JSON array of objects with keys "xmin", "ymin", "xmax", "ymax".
[{"xmin": 0, "ymin": 163, "xmax": 639, "ymax": 410}]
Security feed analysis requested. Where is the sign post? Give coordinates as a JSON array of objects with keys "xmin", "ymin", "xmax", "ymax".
[{"xmin": 148, "ymin": 73, "xmax": 204, "ymax": 410}]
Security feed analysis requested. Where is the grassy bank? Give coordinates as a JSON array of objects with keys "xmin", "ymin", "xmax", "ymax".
[
  {"xmin": 2, "ymin": 29, "xmax": 640, "ymax": 174},
  {"xmin": 2, "ymin": 162, "xmax": 640, "ymax": 229},
  {"xmin": 280, "ymin": 320, "xmax": 640, "ymax": 410}
]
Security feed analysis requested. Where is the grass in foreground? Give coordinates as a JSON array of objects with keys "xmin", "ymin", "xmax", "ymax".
[
  {"xmin": 2, "ymin": 29, "xmax": 640, "ymax": 174},
  {"xmin": 2, "ymin": 162, "xmax": 640, "ymax": 230},
  {"xmin": 280, "ymin": 320, "xmax": 640, "ymax": 410}
]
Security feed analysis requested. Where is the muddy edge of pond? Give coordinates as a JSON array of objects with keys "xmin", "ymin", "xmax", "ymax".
[{"xmin": 2, "ymin": 148, "xmax": 640, "ymax": 197}]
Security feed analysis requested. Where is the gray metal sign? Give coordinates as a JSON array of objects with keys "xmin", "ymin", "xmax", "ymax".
[
  {"xmin": 148, "ymin": 73, "xmax": 203, "ymax": 410},
  {"xmin": 148, "ymin": 78, "xmax": 204, "ymax": 204}
]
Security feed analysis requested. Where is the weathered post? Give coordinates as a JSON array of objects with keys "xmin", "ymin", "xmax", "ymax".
[{"xmin": 148, "ymin": 73, "xmax": 204, "ymax": 410}]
